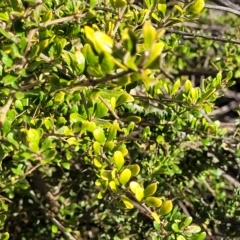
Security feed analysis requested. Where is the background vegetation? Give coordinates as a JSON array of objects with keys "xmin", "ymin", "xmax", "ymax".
[{"xmin": 0, "ymin": 0, "xmax": 240, "ymax": 239}]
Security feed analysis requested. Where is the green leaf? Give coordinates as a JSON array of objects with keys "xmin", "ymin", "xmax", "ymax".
[
  {"xmin": 122, "ymin": 29, "xmax": 138, "ymax": 55},
  {"xmin": 87, "ymin": 64, "xmax": 104, "ymax": 77},
  {"xmin": 10, "ymin": 44, "xmax": 21, "ymax": 59},
  {"xmin": 172, "ymin": 223, "xmax": 179, "ymax": 232},
  {"xmin": 176, "ymin": 236, "xmax": 186, "ymax": 240},
  {"xmin": 104, "ymin": 141, "xmax": 115, "ymax": 151},
  {"xmin": 15, "ymin": 92, "xmax": 25, "ymax": 100},
  {"xmin": 44, "ymin": 117, "xmax": 53, "ymax": 130},
  {"xmin": 183, "ymin": 216, "xmax": 193, "ymax": 228},
  {"xmin": 124, "ymin": 116, "xmax": 141, "ymax": 123},
  {"xmin": 0, "ymin": 232, "xmax": 9, "ymax": 240},
  {"xmin": 93, "ymin": 128, "xmax": 106, "ymax": 144},
  {"xmin": 119, "ymin": 168, "xmax": 131, "ymax": 185},
  {"xmin": 2, "ymin": 75, "xmax": 18, "ymax": 85},
  {"xmin": 153, "ymin": 221, "xmax": 161, "ymax": 231},
  {"xmin": 1, "ymin": 50, "xmax": 13, "ymax": 66},
  {"xmin": 41, "ymin": 138, "xmax": 52, "ymax": 151},
  {"xmin": 145, "ymin": 197, "xmax": 162, "ymax": 208},
  {"xmin": 74, "ymin": 50, "xmax": 85, "ymax": 73},
  {"xmin": 2, "ymin": 121, "xmax": 11, "ymax": 136},
  {"xmin": 171, "ymin": 79, "xmax": 181, "ymax": 96},
  {"xmin": 107, "ymin": 122, "xmax": 119, "ymax": 141},
  {"xmin": 113, "ymin": 151, "xmax": 125, "ymax": 171},
  {"xmin": 159, "ymin": 200, "xmax": 173, "ymax": 215},
  {"xmin": 82, "ymin": 43, "xmax": 99, "ymax": 65},
  {"xmin": 116, "ymin": 93, "xmax": 134, "ymax": 106},
  {"xmin": 51, "ymin": 225, "xmax": 58, "ymax": 233},
  {"xmin": 6, "ymin": 132, "xmax": 18, "ymax": 148},
  {"xmin": 196, "ymin": 232, "xmax": 207, "ymax": 240},
  {"xmin": 7, "ymin": 109, "xmax": 16, "ymax": 123},
  {"xmin": 144, "ymin": 183, "xmax": 157, "ymax": 197},
  {"xmin": 61, "ymin": 162, "xmax": 70, "ymax": 170},
  {"xmin": 15, "ymin": 100, "xmax": 23, "ymax": 110},
  {"xmin": 54, "ymin": 91, "xmax": 65, "ymax": 104},
  {"xmin": 100, "ymin": 53, "xmax": 115, "ymax": 74}
]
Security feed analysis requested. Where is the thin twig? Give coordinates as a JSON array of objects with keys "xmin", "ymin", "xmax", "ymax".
[
  {"xmin": 112, "ymin": 6, "xmax": 128, "ymax": 36},
  {"xmin": 98, "ymin": 96, "xmax": 123, "ymax": 123},
  {"xmin": 204, "ymin": 4, "xmax": 240, "ymax": 16},
  {"xmin": 0, "ymin": 98, "xmax": 13, "ymax": 127},
  {"xmin": 166, "ymin": 29, "xmax": 240, "ymax": 45}
]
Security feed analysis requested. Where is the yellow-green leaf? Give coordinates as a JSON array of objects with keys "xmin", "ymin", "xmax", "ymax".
[
  {"xmin": 171, "ymin": 79, "xmax": 181, "ymax": 96},
  {"xmin": 97, "ymin": 191, "xmax": 105, "ymax": 199},
  {"xmin": 113, "ymin": 151, "xmax": 125, "ymax": 171},
  {"xmin": 127, "ymin": 164, "xmax": 140, "ymax": 176},
  {"xmin": 124, "ymin": 116, "xmax": 141, "ymax": 123},
  {"xmin": 110, "ymin": 0, "xmax": 127, "ymax": 8},
  {"xmin": 27, "ymin": 128, "xmax": 40, "ymax": 145},
  {"xmin": 143, "ymin": 21, "xmax": 156, "ymax": 49},
  {"xmin": 144, "ymin": 183, "xmax": 157, "ymax": 197},
  {"xmin": 159, "ymin": 200, "xmax": 173, "ymax": 215},
  {"xmin": 144, "ymin": 42, "xmax": 164, "ymax": 68},
  {"xmin": 120, "ymin": 195, "xmax": 134, "ymax": 209},
  {"xmin": 145, "ymin": 197, "xmax": 162, "ymax": 208},
  {"xmin": 185, "ymin": 79, "xmax": 192, "ymax": 91},
  {"xmin": 94, "ymin": 31, "xmax": 113, "ymax": 54},
  {"xmin": 104, "ymin": 141, "xmax": 115, "ymax": 151},
  {"xmin": 151, "ymin": 212, "xmax": 161, "ymax": 224},
  {"xmin": 100, "ymin": 170, "xmax": 112, "ymax": 181},
  {"xmin": 54, "ymin": 91, "xmax": 65, "ymax": 104},
  {"xmin": 93, "ymin": 128, "xmax": 106, "ymax": 144},
  {"xmin": 93, "ymin": 141, "xmax": 101, "ymax": 154},
  {"xmin": 107, "ymin": 122, "xmax": 119, "ymax": 141},
  {"xmin": 135, "ymin": 186, "xmax": 144, "ymax": 201},
  {"xmin": 93, "ymin": 158, "xmax": 102, "ymax": 168},
  {"xmin": 111, "ymin": 168, "xmax": 117, "ymax": 179},
  {"xmin": 186, "ymin": 0, "xmax": 205, "ymax": 15},
  {"xmin": 109, "ymin": 181, "xmax": 118, "ymax": 193},
  {"xmin": 129, "ymin": 181, "xmax": 141, "ymax": 194},
  {"xmin": 119, "ymin": 169, "xmax": 131, "ymax": 185}
]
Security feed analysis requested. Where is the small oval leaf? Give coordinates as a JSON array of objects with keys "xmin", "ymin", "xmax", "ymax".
[
  {"xmin": 120, "ymin": 195, "xmax": 134, "ymax": 209},
  {"xmin": 129, "ymin": 181, "xmax": 141, "ymax": 194},
  {"xmin": 159, "ymin": 200, "xmax": 173, "ymax": 215},
  {"xmin": 93, "ymin": 128, "xmax": 106, "ymax": 144},
  {"xmin": 119, "ymin": 169, "xmax": 131, "ymax": 185},
  {"xmin": 113, "ymin": 151, "xmax": 125, "ymax": 171},
  {"xmin": 127, "ymin": 164, "xmax": 140, "ymax": 176},
  {"xmin": 145, "ymin": 197, "xmax": 162, "ymax": 208},
  {"xmin": 151, "ymin": 212, "xmax": 160, "ymax": 224},
  {"xmin": 144, "ymin": 183, "xmax": 157, "ymax": 197}
]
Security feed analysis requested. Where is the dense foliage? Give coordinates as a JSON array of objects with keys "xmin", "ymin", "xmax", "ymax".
[{"xmin": 0, "ymin": 0, "xmax": 240, "ymax": 239}]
